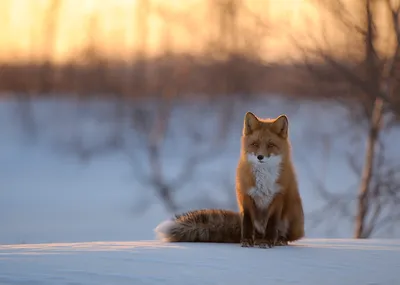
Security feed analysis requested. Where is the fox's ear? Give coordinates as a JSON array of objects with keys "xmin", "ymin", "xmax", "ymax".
[
  {"xmin": 243, "ymin": 112, "xmax": 260, "ymax": 135},
  {"xmin": 272, "ymin": 114, "xmax": 289, "ymax": 138}
]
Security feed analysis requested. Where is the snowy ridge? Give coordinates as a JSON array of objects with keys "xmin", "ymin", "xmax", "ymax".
[{"xmin": 0, "ymin": 239, "xmax": 399, "ymax": 285}]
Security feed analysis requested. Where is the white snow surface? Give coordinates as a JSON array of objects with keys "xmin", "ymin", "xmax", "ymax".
[
  {"xmin": 2, "ymin": 97, "xmax": 400, "ymax": 284},
  {"xmin": 0, "ymin": 239, "xmax": 399, "ymax": 285}
]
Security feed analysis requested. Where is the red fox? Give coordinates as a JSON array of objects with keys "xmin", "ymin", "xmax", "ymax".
[{"xmin": 155, "ymin": 112, "xmax": 304, "ymax": 247}]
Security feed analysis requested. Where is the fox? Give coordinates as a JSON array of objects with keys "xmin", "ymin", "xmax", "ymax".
[{"xmin": 155, "ymin": 112, "xmax": 304, "ymax": 248}]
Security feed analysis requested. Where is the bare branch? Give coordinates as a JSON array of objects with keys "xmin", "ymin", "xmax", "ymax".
[{"xmin": 295, "ymin": 0, "xmax": 400, "ymax": 239}]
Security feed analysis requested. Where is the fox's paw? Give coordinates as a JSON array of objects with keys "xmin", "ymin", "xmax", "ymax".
[
  {"xmin": 240, "ymin": 238, "xmax": 254, "ymax": 247},
  {"xmin": 274, "ymin": 235, "xmax": 288, "ymax": 246},
  {"xmin": 275, "ymin": 238, "xmax": 288, "ymax": 246},
  {"xmin": 254, "ymin": 238, "xmax": 275, "ymax": 249},
  {"xmin": 261, "ymin": 229, "xmax": 279, "ymax": 248}
]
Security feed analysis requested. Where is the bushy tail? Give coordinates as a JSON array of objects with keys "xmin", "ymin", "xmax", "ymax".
[{"xmin": 155, "ymin": 209, "xmax": 241, "ymax": 243}]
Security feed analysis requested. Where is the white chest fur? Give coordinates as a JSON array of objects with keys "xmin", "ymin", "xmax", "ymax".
[{"xmin": 247, "ymin": 154, "xmax": 282, "ymax": 210}]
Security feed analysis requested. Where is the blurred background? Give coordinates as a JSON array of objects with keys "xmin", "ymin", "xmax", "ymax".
[{"xmin": 1, "ymin": 0, "xmax": 399, "ymax": 244}]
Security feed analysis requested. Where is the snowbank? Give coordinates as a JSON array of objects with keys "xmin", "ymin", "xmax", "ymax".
[{"xmin": 0, "ymin": 239, "xmax": 399, "ymax": 285}]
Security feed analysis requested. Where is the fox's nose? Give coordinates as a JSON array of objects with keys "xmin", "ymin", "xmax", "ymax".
[{"xmin": 257, "ymin": 155, "xmax": 264, "ymax": 161}]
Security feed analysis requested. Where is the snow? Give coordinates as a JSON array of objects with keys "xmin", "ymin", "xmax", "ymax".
[
  {"xmin": 1, "ymin": 96, "xmax": 400, "ymax": 284},
  {"xmin": 0, "ymin": 239, "xmax": 399, "ymax": 285}
]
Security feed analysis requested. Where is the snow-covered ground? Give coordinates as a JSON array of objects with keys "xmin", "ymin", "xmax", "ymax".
[
  {"xmin": 1, "ymin": 96, "xmax": 399, "ymax": 284},
  {"xmin": 1, "ymin": 239, "xmax": 399, "ymax": 285}
]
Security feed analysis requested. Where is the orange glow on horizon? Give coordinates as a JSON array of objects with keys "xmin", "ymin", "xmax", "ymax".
[{"xmin": 0, "ymin": 0, "xmax": 386, "ymax": 63}]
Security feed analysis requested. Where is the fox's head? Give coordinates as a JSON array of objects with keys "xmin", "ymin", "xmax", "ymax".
[{"xmin": 241, "ymin": 112, "xmax": 290, "ymax": 165}]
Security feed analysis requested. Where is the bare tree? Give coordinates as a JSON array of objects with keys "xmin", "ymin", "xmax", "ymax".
[{"xmin": 295, "ymin": 0, "xmax": 400, "ymax": 238}]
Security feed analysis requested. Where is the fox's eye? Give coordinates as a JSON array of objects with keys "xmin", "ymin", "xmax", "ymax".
[
  {"xmin": 250, "ymin": 142, "xmax": 259, "ymax": 147},
  {"xmin": 267, "ymin": 142, "xmax": 276, "ymax": 148}
]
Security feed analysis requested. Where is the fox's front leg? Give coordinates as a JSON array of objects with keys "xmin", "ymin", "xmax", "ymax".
[
  {"xmin": 255, "ymin": 195, "xmax": 283, "ymax": 248},
  {"xmin": 275, "ymin": 219, "xmax": 289, "ymax": 246},
  {"xmin": 263, "ymin": 219, "xmax": 278, "ymax": 248},
  {"xmin": 241, "ymin": 209, "xmax": 254, "ymax": 247},
  {"xmin": 253, "ymin": 206, "xmax": 272, "ymax": 248},
  {"xmin": 254, "ymin": 215, "xmax": 272, "ymax": 248},
  {"xmin": 264, "ymin": 196, "xmax": 283, "ymax": 247},
  {"xmin": 240, "ymin": 195, "xmax": 255, "ymax": 247}
]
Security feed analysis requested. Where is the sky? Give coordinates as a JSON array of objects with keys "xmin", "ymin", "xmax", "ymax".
[{"xmin": 0, "ymin": 0, "xmax": 390, "ymax": 63}]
